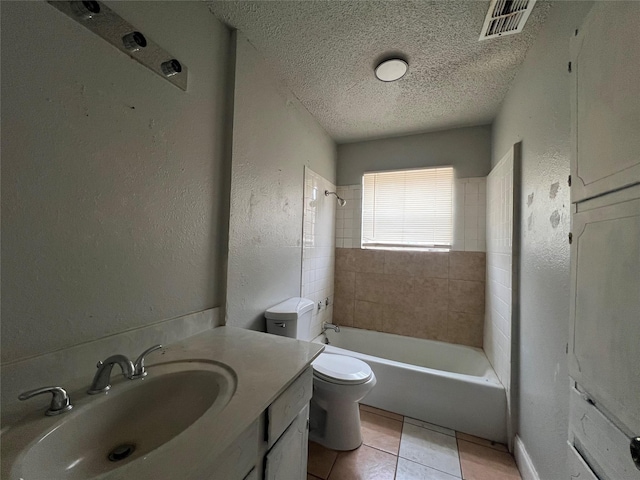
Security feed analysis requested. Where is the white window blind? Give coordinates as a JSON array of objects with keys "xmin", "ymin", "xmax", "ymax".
[{"xmin": 362, "ymin": 167, "xmax": 453, "ymax": 249}]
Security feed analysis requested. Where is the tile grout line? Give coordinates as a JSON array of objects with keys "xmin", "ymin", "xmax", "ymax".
[
  {"xmin": 395, "ymin": 415, "xmax": 406, "ymax": 480},
  {"xmin": 457, "ymin": 437, "xmax": 464, "ymax": 480}
]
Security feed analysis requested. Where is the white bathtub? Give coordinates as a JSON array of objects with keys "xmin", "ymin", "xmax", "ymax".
[{"xmin": 313, "ymin": 327, "xmax": 507, "ymax": 443}]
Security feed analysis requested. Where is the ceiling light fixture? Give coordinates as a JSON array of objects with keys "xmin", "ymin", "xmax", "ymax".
[{"xmin": 375, "ymin": 58, "xmax": 408, "ymax": 82}]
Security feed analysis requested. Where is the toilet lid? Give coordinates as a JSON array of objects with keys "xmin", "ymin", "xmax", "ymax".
[{"xmin": 312, "ymin": 353, "xmax": 373, "ymax": 385}]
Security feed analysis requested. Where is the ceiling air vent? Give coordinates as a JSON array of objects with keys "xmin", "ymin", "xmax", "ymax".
[{"xmin": 479, "ymin": 0, "xmax": 538, "ymax": 40}]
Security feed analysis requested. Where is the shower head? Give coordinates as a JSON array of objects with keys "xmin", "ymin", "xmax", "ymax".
[{"xmin": 325, "ymin": 190, "xmax": 347, "ymax": 207}]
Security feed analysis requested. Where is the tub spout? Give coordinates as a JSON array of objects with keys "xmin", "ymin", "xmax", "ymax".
[{"xmin": 323, "ymin": 322, "xmax": 340, "ymax": 333}]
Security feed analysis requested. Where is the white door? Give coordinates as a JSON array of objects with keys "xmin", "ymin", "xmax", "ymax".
[{"xmin": 568, "ymin": 3, "xmax": 640, "ymax": 478}]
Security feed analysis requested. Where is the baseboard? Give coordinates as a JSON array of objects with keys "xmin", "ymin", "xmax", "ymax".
[{"xmin": 514, "ymin": 435, "xmax": 540, "ymax": 480}]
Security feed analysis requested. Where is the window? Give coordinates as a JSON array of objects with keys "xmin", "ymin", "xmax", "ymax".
[{"xmin": 361, "ymin": 166, "xmax": 453, "ymax": 250}]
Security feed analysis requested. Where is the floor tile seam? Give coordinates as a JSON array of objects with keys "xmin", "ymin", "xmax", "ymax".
[
  {"xmin": 361, "ymin": 440, "xmax": 400, "ymax": 458},
  {"xmin": 396, "ymin": 451, "xmax": 462, "ymax": 478},
  {"xmin": 456, "ymin": 438, "xmax": 464, "ymax": 480},
  {"xmin": 403, "ymin": 418, "xmax": 456, "ymax": 437},
  {"xmin": 324, "ymin": 448, "xmax": 339, "ymax": 480},
  {"xmin": 359, "ymin": 405, "xmax": 404, "ymax": 422},
  {"xmin": 396, "ymin": 457, "xmax": 464, "ymax": 479},
  {"xmin": 361, "ymin": 408, "xmax": 405, "ymax": 426}
]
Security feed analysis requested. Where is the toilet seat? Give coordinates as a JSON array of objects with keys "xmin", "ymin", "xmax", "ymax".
[{"xmin": 312, "ymin": 353, "xmax": 373, "ymax": 385}]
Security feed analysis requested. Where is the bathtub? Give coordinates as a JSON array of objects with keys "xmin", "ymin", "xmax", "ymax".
[{"xmin": 312, "ymin": 327, "xmax": 507, "ymax": 443}]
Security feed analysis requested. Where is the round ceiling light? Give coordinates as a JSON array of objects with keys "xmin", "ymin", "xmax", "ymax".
[{"xmin": 375, "ymin": 58, "xmax": 408, "ymax": 82}]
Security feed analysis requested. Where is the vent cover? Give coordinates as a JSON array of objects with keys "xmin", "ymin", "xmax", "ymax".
[{"xmin": 479, "ymin": 0, "xmax": 538, "ymax": 40}]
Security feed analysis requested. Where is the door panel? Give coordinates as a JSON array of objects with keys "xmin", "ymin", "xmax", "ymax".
[
  {"xmin": 569, "ymin": 188, "xmax": 640, "ymax": 435},
  {"xmin": 570, "ymin": 3, "xmax": 640, "ymax": 203}
]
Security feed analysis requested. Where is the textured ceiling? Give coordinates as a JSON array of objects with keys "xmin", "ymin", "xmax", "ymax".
[{"xmin": 208, "ymin": 1, "xmax": 551, "ymax": 143}]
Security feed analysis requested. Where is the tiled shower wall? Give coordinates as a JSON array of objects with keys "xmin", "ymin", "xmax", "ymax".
[
  {"xmin": 336, "ymin": 178, "xmax": 486, "ymax": 253},
  {"xmin": 332, "ymin": 176, "xmax": 487, "ymax": 346},
  {"xmin": 453, "ymin": 178, "xmax": 487, "ymax": 252},
  {"xmin": 484, "ymin": 152, "xmax": 514, "ymax": 389},
  {"xmin": 301, "ymin": 167, "xmax": 335, "ymax": 341},
  {"xmin": 335, "ymin": 185, "xmax": 362, "ymax": 248},
  {"xmin": 333, "ymin": 249, "xmax": 486, "ymax": 347}
]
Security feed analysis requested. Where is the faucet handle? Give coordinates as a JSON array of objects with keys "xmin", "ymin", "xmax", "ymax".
[
  {"xmin": 19, "ymin": 386, "xmax": 73, "ymax": 416},
  {"xmin": 132, "ymin": 344, "xmax": 163, "ymax": 379}
]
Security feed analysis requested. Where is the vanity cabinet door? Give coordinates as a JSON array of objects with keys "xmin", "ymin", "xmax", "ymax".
[
  {"xmin": 267, "ymin": 367, "xmax": 313, "ymax": 447},
  {"xmin": 264, "ymin": 405, "xmax": 309, "ymax": 480}
]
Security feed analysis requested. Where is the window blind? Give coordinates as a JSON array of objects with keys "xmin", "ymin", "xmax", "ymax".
[{"xmin": 362, "ymin": 167, "xmax": 453, "ymax": 249}]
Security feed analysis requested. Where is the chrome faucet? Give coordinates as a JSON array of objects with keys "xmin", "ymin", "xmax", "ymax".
[
  {"xmin": 87, "ymin": 354, "xmax": 135, "ymax": 394},
  {"xmin": 19, "ymin": 386, "xmax": 73, "ymax": 416},
  {"xmin": 323, "ymin": 322, "xmax": 340, "ymax": 333},
  {"xmin": 131, "ymin": 344, "xmax": 163, "ymax": 379}
]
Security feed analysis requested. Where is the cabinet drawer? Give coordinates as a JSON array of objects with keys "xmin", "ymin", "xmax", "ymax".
[{"xmin": 267, "ymin": 367, "xmax": 313, "ymax": 446}]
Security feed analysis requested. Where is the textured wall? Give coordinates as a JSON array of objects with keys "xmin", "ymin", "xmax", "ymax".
[
  {"xmin": 337, "ymin": 125, "xmax": 492, "ymax": 185},
  {"xmin": 334, "ymin": 250, "xmax": 485, "ymax": 347},
  {"xmin": 1, "ymin": 1, "xmax": 230, "ymax": 364},
  {"xmin": 225, "ymin": 33, "xmax": 336, "ymax": 330},
  {"xmin": 491, "ymin": 1, "xmax": 594, "ymax": 477}
]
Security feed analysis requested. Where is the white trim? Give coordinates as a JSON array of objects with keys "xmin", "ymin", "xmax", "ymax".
[{"xmin": 514, "ymin": 435, "xmax": 540, "ymax": 480}]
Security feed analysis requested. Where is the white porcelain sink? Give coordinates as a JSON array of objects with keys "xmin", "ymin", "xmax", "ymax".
[{"xmin": 2, "ymin": 360, "xmax": 236, "ymax": 480}]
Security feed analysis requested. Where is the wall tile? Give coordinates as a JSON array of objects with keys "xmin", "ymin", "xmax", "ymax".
[
  {"xmin": 301, "ymin": 168, "xmax": 336, "ymax": 339},
  {"xmin": 382, "ymin": 274, "xmax": 415, "ymax": 305},
  {"xmin": 355, "ymin": 273, "xmax": 386, "ymax": 302},
  {"xmin": 353, "ymin": 249, "xmax": 384, "ymax": 274},
  {"xmin": 448, "ymin": 312, "xmax": 484, "ymax": 348},
  {"xmin": 334, "ymin": 270, "xmax": 356, "ymax": 298},
  {"xmin": 382, "ymin": 304, "xmax": 447, "ymax": 341},
  {"xmin": 354, "ymin": 300, "xmax": 384, "ymax": 331},
  {"xmin": 384, "ymin": 251, "xmax": 420, "ymax": 276},
  {"xmin": 335, "ymin": 248, "xmax": 356, "ymax": 272},
  {"xmin": 449, "ymin": 252, "xmax": 486, "ymax": 282},
  {"xmin": 449, "ymin": 280, "xmax": 485, "ymax": 314},
  {"xmin": 416, "ymin": 252, "xmax": 449, "ymax": 279},
  {"xmin": 412, "ymin": 277, "xmax": 449, "ymax": 311},
  {"xmin": 333, "ymin": 294, "xmax": 354, "ymax": 327}
]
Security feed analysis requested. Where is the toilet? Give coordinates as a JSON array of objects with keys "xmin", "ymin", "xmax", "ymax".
[{"xmin": 265, "ymin": 297, "xmax": 376, "ymax": 451}]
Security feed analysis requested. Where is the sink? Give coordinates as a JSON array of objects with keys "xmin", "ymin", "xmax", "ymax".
[{"xmin": 2, "ymin": 360, "xmax": 236, "ymax": 479}]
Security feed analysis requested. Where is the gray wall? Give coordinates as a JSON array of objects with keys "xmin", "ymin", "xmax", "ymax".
[
  {"xmin": 492, "ymin": 1, "xmax": 593, "ymax": 477},
  {"xmin": 225, "ymin": 33, "xmax": 336, "ymax": 330},
  {"xmin": 1, "ymin": 1, "xmax": 231, "ymax": 363},
  {"xmin": 337, "ymin": 125, "xmax": 491, "ymax": 185}
]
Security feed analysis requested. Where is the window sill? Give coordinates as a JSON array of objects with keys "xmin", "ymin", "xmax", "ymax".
[{"xmin": 361, "ymin": 245, "xmax": 451, "ymax": 253}]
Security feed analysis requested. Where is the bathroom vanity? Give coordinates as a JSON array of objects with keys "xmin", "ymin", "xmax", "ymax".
[{"xmin": 1, "ymin": 327, "xmax": 323, "ymax": 480}]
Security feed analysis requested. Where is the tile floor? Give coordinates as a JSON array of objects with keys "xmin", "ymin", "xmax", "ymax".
[{"xmin": 307, "ymin": 405, "xmax": 522, "ymax": 480}]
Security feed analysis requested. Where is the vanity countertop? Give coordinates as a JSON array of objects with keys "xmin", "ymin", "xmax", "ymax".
[{"xmin": 1, "ymin": 326, "xmax": 324, "ymax": 479}]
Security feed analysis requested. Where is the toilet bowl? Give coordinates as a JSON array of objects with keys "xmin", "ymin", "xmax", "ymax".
[
  {"xmin": 309, "ymin": 353, "xmax": 377, "ymax": 450},
  {"xmin": 265, "ymin": 298, "xmax": 377, "ymax": 451}
]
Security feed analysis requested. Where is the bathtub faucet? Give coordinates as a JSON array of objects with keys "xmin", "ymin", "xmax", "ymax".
[{"xmin": 323, "ymin": 322, "xmax": 340, "ymax": 333}]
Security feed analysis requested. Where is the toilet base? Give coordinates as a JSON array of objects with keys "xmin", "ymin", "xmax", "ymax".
[{"xmin": 309, "ymin": 398, "xmax": 363, "ymax": 451}]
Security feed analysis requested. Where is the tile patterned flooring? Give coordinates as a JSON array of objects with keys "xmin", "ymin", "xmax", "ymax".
[{"xmin": 307, "ymin": 405, "xmax": 522, "ymax": 480}]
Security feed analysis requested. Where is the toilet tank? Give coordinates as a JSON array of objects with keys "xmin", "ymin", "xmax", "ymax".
[{"xmin": 265, "ymin": 297, "xmax": 315, "ymax": 340}]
